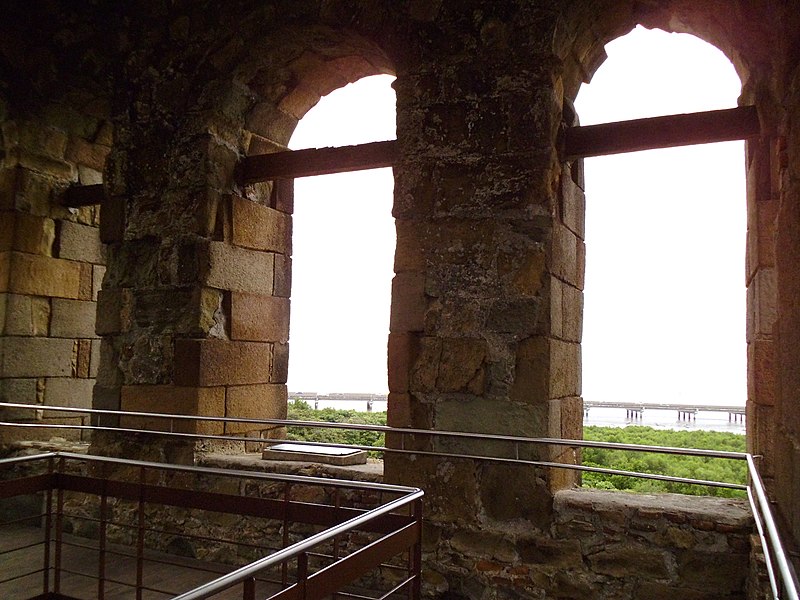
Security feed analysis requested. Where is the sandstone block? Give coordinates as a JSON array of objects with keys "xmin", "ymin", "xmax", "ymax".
[
  {"xmin": 0, "ymin": 251, "xmax": 10, "ymax": 292},
  {"xmin": 65, "ymin": 136, "xmax": 109, "ymax": 171},
  {"xmin": 43, "ymin": 377, "xmax": 95, "ymax": 416},
  {"xmin": 390, "ymin": 272, "xmax": 426, "ymax": 332},
  {"xmin": 120, "ymin": 384, "xmax": 225, "ymax": 435},
  {"xmin": 13, "ymin": 213, "xmax": 55, "ymax": 255},
  {"xmin": 91, "ymin": 385, "xmax": 120, "ymax": 427},
  {"xmin": 224, "ymin": 383, "xmax": 287, "ymax": 434},
  {"xmin": 231, "ymin": 196, "xmax": 291, "ymax": 254},
  {"xmin": 17, "ymin": 121, "xmax": 67, "ymax": 159},
  {"xmin": 76, "ymin": 339, "xmax": 91, "ymax": 377},
  {"xmin": 270, "ymin": 178, "xmax": 294, "ymax": 214},
  {"xmin": 0, "ymin": 378, "xmax": 39, "ymax": 420},
  {"xmin": 174, "ymin": 339, "xmax": 272, "ymax": 387},
  {"xmin": 437, "ymin": 337, "xmax": 488, "ymax": 394},
  {"xmin": 0, "ymin": 211, "xmax": 14, "ymax": 250},
  {"xmin": 561, "ymin": 173, "xmax": 586, "ymax": 239},
  {"xmin": 0, "ymin": 168, "xmax": 17, "ymax": 210},
  {"xmin": 271, "ymin": 342, "xmax": 289, "ymax": 383},
  {"xmin": 394, "ymin": 220, "xmax": 425, "ymax": 273},
  {"xmin": 7, "ymin": 252, "xmax": 83, "ymax": 299},
  {"xmin": 90, "ymin": 339, "xmax": 101, "ymax": 378},
  {"xmin": 590, "ymin": 544, "xmax": 670, "ymax": 579},
  {"xmin": 230, "ymin": 292, "xmax": 289, "ymax": 342},
  {"xmin": 92, "ymin": 265, "xmax": 105, "ymax": 300},
  {"xmin": 78, "ymin": 262, "xmax": 93, "ymax": 300},
  {"xmin": 3, "ymin": 293, "xmax": 50, "ymax": 336},
  {"xmin": 51, "ymin": 298, "xmax": 97, "ymax": 338},
  {"xmin": 204, "ymin": 242, "xmax": 274, "ymax": 295},
  {"xmin": 0, "ymin": 293, "xmax": 6, "ymax": 330},
  {"xmin": 550, "ymin": 338, "xmax": 581, "ymax": 398},
  {"xmin": 58, "ymin": 221, "xmax": 105, "ymax": 264},
  {"xmin": 273, "ymin": 254, "xmax": 291, "ymax": 297},
  {"xmin": 550, "ymin": 223, "xmax": 579, "ymax": 288},
  {"xmin": 511, "ymin": 337, "xmax": 549, "ymax": 404},
  {"xmin": 95, "ymin": 288, "xmax": 131, "ymax": 335},
  {"xmin": 748, "ymin": 340, "xmax": 775, "ymax": 406},
  {"xmin": 99, "ymin": 194, "xmax": 125, "ymax": 244},
  {"xmin": 388, "ymin": 333, "xmax": 418, "ymax": 393},
  {"xmin": 1, "ymin": 337, "xmax": 76, "ymax": 377}
]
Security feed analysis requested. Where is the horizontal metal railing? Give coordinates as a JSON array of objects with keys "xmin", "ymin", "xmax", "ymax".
[
  {"xmin": 0, "ymin": 450, "xmax": 424, "ymax": 600},
  {"xmin": 1, "ymin": 401, "xmax": 798, "ymax": 599}
]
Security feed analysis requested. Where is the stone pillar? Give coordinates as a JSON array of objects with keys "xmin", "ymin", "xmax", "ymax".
[
  {"xmin": 0, "ymin": 111, "xmax": 108, "ymax": 444},
  {"xmin": 93, "ymin": 113, "xmax": 289, "ymax": 457},
  {"xmin": 384, "ymin": 12, "xmax": 582, "ymax": 529}
]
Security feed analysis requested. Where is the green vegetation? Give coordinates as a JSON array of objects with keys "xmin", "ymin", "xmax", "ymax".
[
  {"xmin": 286, "ymin": 400, "xmax": 387, "ymax": 454},
  {"xmin": 583, "ymin": 426, "xmax": 747, "ymax": 497},
  {"xmin": 285, "ymin": 402, "xmax": 747, "ymax": 496}
]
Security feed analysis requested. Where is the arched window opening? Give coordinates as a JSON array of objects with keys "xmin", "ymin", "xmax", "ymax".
[
  {"xmin": 287, "ymin": 75, "xmax": 396, "ymax": 399},
  {"xmin": 574, "ymin": 27, "xmax": 746, "ymax": 429}
]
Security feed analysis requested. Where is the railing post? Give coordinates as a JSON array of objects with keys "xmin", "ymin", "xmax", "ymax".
[
  {"xmin": 98, "ymin": 478, "xmax": 108, "ymax": 600},
  {"xmin": 54, "ymin": 458, "xmax": 64, "ymax": 595},
  {"xmin": 42, "ymin": 457, "xmax": 54, "ymax": 595},
  {"xmin": 410, "ymin": 498, "xmax": 423, "ymax": 600},
  {"xmin": 282, "ymin": 483, "xmax": 292, "ymax": 588},
  {"xmin": 136, "ymin": 466, "xmax": 146, "ymax": 600},
  {"xmin": 242, "ymin": 576, "xmax": 256, "ymax": 600},
  {"xmin": 297, "ymin": 553, "xmax": 309, "ymax": 600}
]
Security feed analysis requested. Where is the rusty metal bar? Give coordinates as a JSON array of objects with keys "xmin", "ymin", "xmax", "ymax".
[
  {"xmin": 62, "ymin": 183, "xmax": 103, "ymax": 207},
  {"xmin": 242, "ymin": 140, "xmax": 397, "ymax": 183},
  {"xmin": 282, "ymin": 483, "xmax": 291, "ymax": 589},
  {"xmin": 564, "ymin": 105, "xmax": 760, "ymax": 160},
  {"xmin": 243, "ymin": 576, "xmax": 256, "ymax": 600},
  {"xmin": 54, "ymin": 475, "xmax": 64, "ymax": 594},
  {"xmin": 98, "ymin": 484, "xmax": 108, "ymax": 600},
  {"xmin": 42, "ymin": 457, "xmax": 54, "ymax": 596},
  {"xmin": 136, "ymin": 465, "xmax": 145, "ymax": 600}
]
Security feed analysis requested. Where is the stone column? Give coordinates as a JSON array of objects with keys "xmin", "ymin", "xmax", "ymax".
[
  {"xmin": 384, "ymin": 10, "xmax": 582, "ymax": 529},
  {"xmin": 93, "ymin": 106, "xmax": 290, "ymax": 458}
]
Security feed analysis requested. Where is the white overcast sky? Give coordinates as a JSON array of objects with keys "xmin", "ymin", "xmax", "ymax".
[{"xmin": 287, "ymin": 26, "xmax": 747, "ymax": 407}]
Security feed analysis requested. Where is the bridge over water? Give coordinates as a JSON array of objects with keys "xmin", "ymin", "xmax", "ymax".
[
  {"xmin": 583, "ymin": 400, "xmax": 746, "ymax": 423},
  {"xmin": 290, "ymin": 393, "xmax": 746, "ymax": 424}
]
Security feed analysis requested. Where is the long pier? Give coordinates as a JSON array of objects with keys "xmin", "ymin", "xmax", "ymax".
[
  {"xmin": 290, "ymin": 393, "xmax": 746, "ymax": 424},
  {"xmin": 583, "ymin": 400, "xmax": 746, "ymax": 423}
]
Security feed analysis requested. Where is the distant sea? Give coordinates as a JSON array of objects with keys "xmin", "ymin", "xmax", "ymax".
[{"xmin": 296, "ymin": 397, "xmax": 746, "ymax": 435}]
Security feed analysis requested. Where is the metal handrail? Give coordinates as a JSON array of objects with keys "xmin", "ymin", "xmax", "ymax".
[
  {"xmin": 0, "ymin": 450, "xmax": 424, "ymax": 600},
  {"xmin": 2, "ymin": 402, "xmax": 797, "ymax": 599}
]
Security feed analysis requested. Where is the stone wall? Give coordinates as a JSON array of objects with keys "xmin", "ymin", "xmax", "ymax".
[{"xmin": 0, "ymin": 16, "xmax": 111, "ymax": 441}]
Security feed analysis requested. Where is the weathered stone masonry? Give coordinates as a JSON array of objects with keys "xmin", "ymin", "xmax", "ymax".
[{"xmin": 1, "ymin": 1, "xmax": 800, "ymax": 598}]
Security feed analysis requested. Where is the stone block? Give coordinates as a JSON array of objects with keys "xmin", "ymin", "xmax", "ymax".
[
  {"xmin": 1, "ymin": 337, "xmax": 76, "ymax": 377},
  {"xmin": 78, "ymin": 262, "xmax": 93, "ymax": 300},
  {"xmin": 386, "ymin": 392, "xmax": 412, "ymax": 427},
  {"xmin": 390, "ymin": 272, "xmax": 426, "ymax": 332},
  {"xmin": 0, "ymin": 378, "xmax": 39, "ymax": 420},
  {"xmin": 50, "ymin": 298, "xmax": 97, "ymax": 338},
  {"xmin": 550, "ymin": 339, "xmax": 581, "ymax": 398},
  {"xmin": 99, "ymin": 194, "xmax": 125, "ymax": 244},
  {"xmin": 95, "ymin": 288, "xmax": 131, "ymax": 335},
  {"xmin": 204, "ymin": 241, "xmax": 274, "ymax": 295},
  {"xmin": 76, "ymin": 339, "xmax": 91, "ymax": 377},
  {"xmin": 0, "ymin": 251, "xmax": 9, "ymax": 291},
  {"xmin": 511, "ymin": 337, "xmax": 548, "ymax": 404},
  {"xmin": 92, "ymin": 265, "xmax": 105, "ymax": 300},
  {"xmin": 17, "ymin": 121, "xmax": 67, "ymax": 159},
  {"xmin": 90, "ymin": 339, "xmax": 101, "ymax": 378},
  {"xmin": 120, "ymin": 385, "xmax": 225, "ymax": 435},
  {"xmin": 65, "ymin": 136, "xmax": 109, "ymax": 171},
  {"xmin": 748, "ymin": 340, "xmax": 775, "ymax": 406},
  {"xmin": 561, "ymin": 283, "xmax": 583, "ymax": 342},
  {"xmin": 271, "ymin": 342, "xmax": 289, "ymax": 383},
  {"xmin": 224, "ymin": 383, "xmax": 287, "ymax": 434},
  {"xmin": 13, "ymin": 213, "xmax": 55, "ymax": 255},
  {"xmin": 273, "ymin": 254, "xmax": 291, "ymax": 297},
  {"xmin": 394, "ymin": 220, "xmax": 425, "ymax": 273},
  {"xmin": 270, "ymin": 178, "xmax": 294, "ymax": 214},
  {"xmin": 174, "ymin": 339, "xmax": 272, "ymax": 387},
  {"xmin": 13, "ymin": 169, "xmax": 55, "ymax": 216},
  {"xmin": 752, "ymin": 267, "xmax": 776, "ymax": 336},
  {"xmin": 91, "ymin": 385, "xmax": 120, "ymax": 427},
  {"xmin": 550, "ymin": 223, "xmax": 578, "ymax": 286},
  {"xmin": 590, "ymin": 544, "xmax": 670, "ymax": 579},
  {"xmin": 7, "ymin": 252, "xmax": 83, "ymax": 299},
  {"xmin": 3, "ymin": 293, "xmax": 50, "ymax": 336},
  {"xmin": 42, "ymin": 377, "xmax": 95, "ymax": 416},
  {"xmin": 561, "ymin": 172, "xmax": 586, "ymax": 239},
  {"xmin": 0, "ymin": 168, "xmax": 17, "ymax": 210},
  {"xmin": 231, "ymin": 196, "xmax": 291, "ymax": 254},
  {"xmin": 58, "ymin": 221, "xmax": 105, "ymax": 264},
  {"xmin": 230, "ymin": 292, "xmax": 290, "ymax": 342},
  {"xmin": 0, "ymin": 293, "xmax": 6, "ymax": 330},
  {"xmin": 388, "ymin": 333, "xmax": 418, "ymax": 393},
  {"xmin": 436, "ymin": 337, "xmax": 488, "ymax": 394},
  {"xmin": 0, "ymin": 211, "xmax": 14, "ymax": 250}
]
